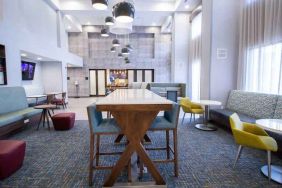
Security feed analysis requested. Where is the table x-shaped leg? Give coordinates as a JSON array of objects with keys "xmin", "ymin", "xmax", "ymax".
[{"xmin": 103, "ymin": 110, "xmax": 165, "ymax": 187}]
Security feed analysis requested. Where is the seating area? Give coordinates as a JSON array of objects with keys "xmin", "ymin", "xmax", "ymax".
[{"xmin": 0, "ymin": 0, "xmax": 282, "ymax": 187}]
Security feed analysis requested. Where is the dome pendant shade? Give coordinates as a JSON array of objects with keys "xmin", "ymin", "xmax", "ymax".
[
  {"xmin": 113, "ymin": 2, "xmax": 135, "ymax": 23},
  {"xmin": 101, "ymin": 28, "xmax": 109, "ymax": 37},
  {"xmin": 92, "ymin": 0, "xmax": 108, "ymax": 10},
  {"xmin": 105, "ymin": 16, "xmax": 114, "ymax": 25},
  {"xmin": 112, "ymin": 39, "xmax": 120, "ymax": 47},
  {"xmin": 118, "ymin": 53, "xmax": 123, "ymax": 58},
  {"xmin": 110, "ymin": 47, "xmax": 116, "ymax": 52},
  {"xmin": 126, "ymin": 44, "xmax": 133, "ymax": 51},
  {"xmin": 125, "ymin": 60, "xmax": 130, "ymax": 64},
  {"xmin": 121, "ymin": 47, "xmax": 130, "ymax": 55}
]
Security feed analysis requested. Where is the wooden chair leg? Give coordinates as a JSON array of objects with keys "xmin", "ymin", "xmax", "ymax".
[
  {"xmin": 96, "ymin": 135, "xmax": 100, "ymax": 166},
  {"xmin": 166, "ymin": 130, "xmax": 170, "ymax": 159},
  {"xmin": 173, "ymin": 129, "xmax": 178, "ymax": 177},
  {"xmin": 128, "ymin": 158, "xmax": 132, "ymax": 182},
  {"xmin": 181, "ymin": 113, "xmax": 186, "ymax": 124},
  {"xmin": 89, "ymin": 134, "xmax": 94, "ymax": 186}
]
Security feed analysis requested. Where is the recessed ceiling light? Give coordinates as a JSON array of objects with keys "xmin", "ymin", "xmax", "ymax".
[
  {"xmin": 87, "ymin": 22, "xmax": 91, "ymax": 25},
  {"xmin": 67, "ymin": 26, "xmax": 72, "ymax": 29},
  {"xmin": 21, "ymin": 53, "xmax": 27, "ymax": 57},
  {"xmin": 37, "ymin": 57, "xmax": 42, "ymax": 60},
  {"xmin": 152, "ymin": 22, "xmax": 156, "ymax": 26},
  {"xmin": 185, "ymin": 5, "xmax": 189, "ymax": 9}
]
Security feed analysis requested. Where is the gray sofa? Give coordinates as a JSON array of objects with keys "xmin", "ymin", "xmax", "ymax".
[
  {"xmin": 0, "ymin": 87, "xmax": 42, "ymax": 136},
  {"xmin": 210, "ymin": 90, "xmax": 282, "ymax": 156},
  {"xmin": 146, "ymin": 83, "xmax": 186, "ymax": 98}
]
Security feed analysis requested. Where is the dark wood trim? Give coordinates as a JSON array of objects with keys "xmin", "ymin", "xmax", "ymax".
[{"xmin": 89, "ymin": 69, "xmax": 107, "ymax": 97}]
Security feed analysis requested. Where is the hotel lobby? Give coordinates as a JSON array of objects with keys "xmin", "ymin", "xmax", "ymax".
[{"xmin": 0, "ymin": 0, "xmax": 282, "ymax": 187}]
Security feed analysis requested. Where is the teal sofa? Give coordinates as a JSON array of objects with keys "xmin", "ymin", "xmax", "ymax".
[
  {"xmin": 146, "ymin": 83, "xmax": 186, "ymax": 98},
  {"xmin": 0, "ymin": 87, "xmax": 42, "ymax": 136}
]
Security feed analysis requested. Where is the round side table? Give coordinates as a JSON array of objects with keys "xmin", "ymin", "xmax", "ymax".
[
  {"xmin": 256, "ymin": 119, "xmax": 282, "ymax": 184},
  {"xmin": 34, "ymin": 104, "xmax": 56, "ymax": 130},
  {"xmin": 192, "ymin": 100, "xmax": 222, "ymax": 131}
]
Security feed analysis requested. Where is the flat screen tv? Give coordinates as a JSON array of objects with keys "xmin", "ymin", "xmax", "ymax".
[{"xmin": 21, "ymin": 61, "xmax": 36, "ymax": 80}]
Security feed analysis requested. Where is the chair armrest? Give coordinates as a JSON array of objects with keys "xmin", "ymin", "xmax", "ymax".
[{"xmin": 243, "ymin": 122, "xmax": 268, "ymax": 136}]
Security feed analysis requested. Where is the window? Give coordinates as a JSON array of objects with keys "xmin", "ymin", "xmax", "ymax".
[{"xmin": 245, "ymin": 43, "xmax": 282, "ymax": 94}]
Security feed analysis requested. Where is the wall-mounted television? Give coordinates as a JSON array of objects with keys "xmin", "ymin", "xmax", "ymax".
[
  {"xmin": 21, "ymin": 61, "xmax": 36, "ymax": 80},
  {"xmin": 0, "ymin": 44, "xmax": 7, "ymax": 85}
]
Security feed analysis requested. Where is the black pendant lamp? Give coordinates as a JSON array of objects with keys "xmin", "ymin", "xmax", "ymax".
[
  {"xmin": 112, "ymin": 2, "xmax": 135, "ymax": 23},
  {"xmin": 125, "ymin": 59, "xmax": 130, "ymax": 64},
  {"xmin": 118, "ymin": 53, "xmax": 123, "ymax": 58},
  {"xmin": 101, "ymin": 28, "xmax": 109, "ymax": 37},
  {"xmin": 92, "ymin": 0, "xmax": 108, "ymax": 10},
  {"xmin": 121, "ymin": 47, "xmax": 130, "ymax": 55},
  {"xmin": 110, "ymin": 47, "xmax": 116, "ymax": 52},
  {"xmin": 105, "ymin": 16, "xmax": 114, "ymax": 25},
  {"xmin": 126, "ymin": 44, "xmax": 133, "ymax": 51},
  {"xmin": 112, "ymin": 39, "xmax": 120, "ymax": 47}
]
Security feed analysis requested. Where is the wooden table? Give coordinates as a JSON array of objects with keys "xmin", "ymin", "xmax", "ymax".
[
  {"xmin": 27, "ymin": 94, "xmax": 47, "ymax": 105},
  {"xmin": 256, "ymin": 119, "xmax": 282, "ymax": 184},
  {"xmin": 34, "ymin": 104, "xmax": 56, "ymax": 130},
  {"xmin": 46, "ymin": 92, "xmax": 62, "ymax": 96},
  {"xmin": 96, "ymin": 89, "xmax": 172, "ymax": 187},
  {"xmin": 192, "ymin": 100, "xmax": 222, "ymax": 131}
]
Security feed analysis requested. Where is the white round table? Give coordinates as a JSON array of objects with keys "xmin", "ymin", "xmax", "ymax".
[
  {"xmin": 256, "ymin": 119, "xmax": 282, "ymax": 184},
  {"xmin": 192, "ymin": 100, "xmax": 222, "ymax": 131}
]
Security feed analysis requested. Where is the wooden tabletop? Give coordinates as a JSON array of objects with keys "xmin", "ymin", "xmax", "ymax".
[
  {"xmin": 34, "ymin": 104, "xmax": 57, "ymax": 109},
  {"xmin": 96, "ymin": 89, "xmax": 172, "ymax": 111},
  {"xmin": 27, "ymin": 94, "xmax": 47, "ymax": 98},
  {"xmin": 46, "ymin": 92, "xmax": 62, "ymax": 95}
]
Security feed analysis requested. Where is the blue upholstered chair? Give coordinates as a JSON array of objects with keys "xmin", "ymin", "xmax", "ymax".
[
  {"xmin": 87, "ymin": 103, "xmax": 121, "ymax": 186},
  {"xmin": 147, "ymin": 102, "xmax": 180, "ymax": 177}
]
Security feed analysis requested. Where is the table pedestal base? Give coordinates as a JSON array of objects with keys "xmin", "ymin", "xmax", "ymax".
[
  {"xmin": 195, "ymin": 124, "xmax": 217, "ymax": 131},
  {"xmin": 261, "ymin": 165, "xmax": 282, "ymax": 184}
]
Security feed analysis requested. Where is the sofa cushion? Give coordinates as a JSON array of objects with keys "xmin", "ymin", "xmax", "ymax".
[
  {"xmin": 150, "ymin": 87, "xmax": 166, "ymax": 95},
  {"xmin": 0, "ymin": 87, "xmax": 28, "ymax": 114},
  {"xmin": 210, "ymin": 109, "xmax": 256, "ymax": 130},
  {"xmin": 274, "ymin": 95, "xmax": 282, "ymax": 119},
  {"xmin": 0, "ymin": 113, "xmax": 24, "ymax": 127},
  {"xmin": 18, "ymin": 108, "xmax": 42, "ymax": 118},
  {"xmin": 226, "ymin": 90, "xmax": 277, "ymax": 119}
]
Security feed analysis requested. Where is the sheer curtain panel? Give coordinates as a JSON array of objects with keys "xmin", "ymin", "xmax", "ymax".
[{"xmin": 237, "ymin": 0, "xmax": 282, "ymax": 94}]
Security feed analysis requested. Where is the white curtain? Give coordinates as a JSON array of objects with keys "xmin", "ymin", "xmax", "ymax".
[
  {"xmin": 237, "ymin": 0, "xmax": 282, "ymax": 94},
  {"xmin": 190, "ymin": 12, "xmax": 202, "ymax": 100}
]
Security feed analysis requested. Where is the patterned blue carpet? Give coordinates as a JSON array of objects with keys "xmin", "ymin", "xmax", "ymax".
[{"xmin": 1, "ymin": 119, "xmax": 282, "ymax": 188}]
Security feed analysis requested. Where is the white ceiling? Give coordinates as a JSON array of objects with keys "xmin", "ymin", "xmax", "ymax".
[{"xmin": 55, "ymin": 0, "xmax": 201, "ymax": 30}]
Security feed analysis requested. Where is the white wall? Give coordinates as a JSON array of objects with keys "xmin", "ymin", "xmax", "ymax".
[
  {"xmin": 0, "ymin": 0, "xmax": 82, "ymax": 88},
  {"xmin": 41, "ymin": 61, "xmax": 63, "ymax": 93},
  {"xmin": 171, "ymin": 13, "xmax": 190, "ymax": 88},
  {"xmin": 200, "ymin": 0, "xmax": 239, "ymax": 105},
  {"xmin": 209, "ymin": 0, "xmax": 239, "ymax": 105}
]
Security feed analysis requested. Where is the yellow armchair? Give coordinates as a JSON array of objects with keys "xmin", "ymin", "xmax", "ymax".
[
  {"xmin": 229, "ymin": 113, "xmax": 278, "ymax": 181},
  {"xmin": 180, "ymin": 98, "xmax": 204, "ymax": 124}
]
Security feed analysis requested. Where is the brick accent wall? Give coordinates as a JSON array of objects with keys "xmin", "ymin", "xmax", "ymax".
[{"xmin": 67, "ymin": 26, "xmax": 172, "ymax": 97}]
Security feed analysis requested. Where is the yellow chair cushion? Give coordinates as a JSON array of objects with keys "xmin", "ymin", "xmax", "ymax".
[
  {"xmin": 229, "ymin": 113, "xmax": 278, "ymax": 152},
  {"xmin": 180, "ymin": 98, "xmax": 204, "ymax": 114}
]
